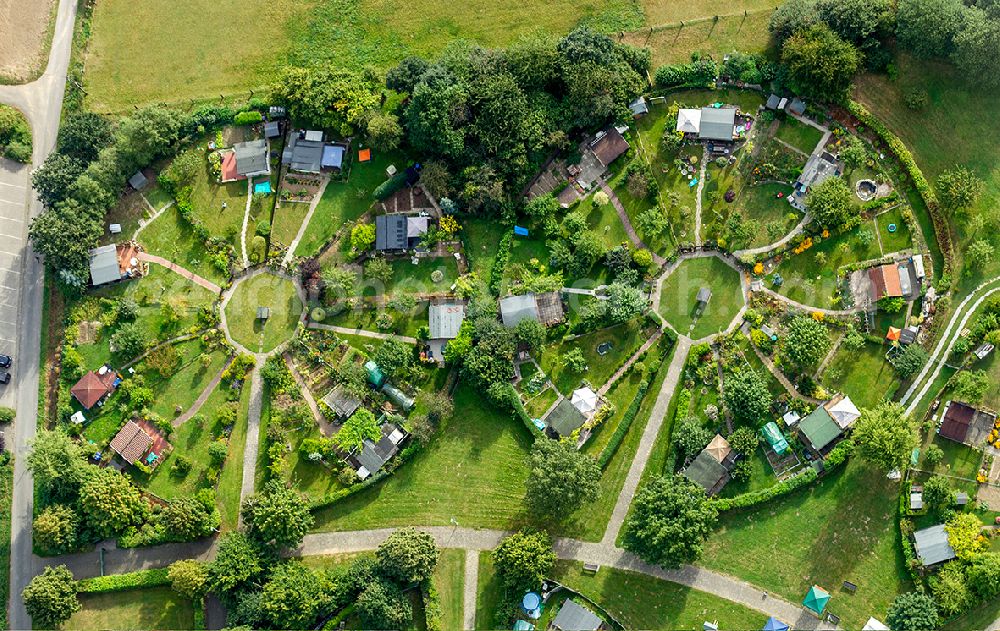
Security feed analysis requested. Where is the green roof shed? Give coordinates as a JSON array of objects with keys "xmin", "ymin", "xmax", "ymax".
[{"xmin": 798, "ymin": 406, "xmax": 841, "ymax": 452}]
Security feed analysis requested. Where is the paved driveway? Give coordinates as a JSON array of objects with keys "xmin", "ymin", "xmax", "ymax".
[{"xmin": 0, "ymin": 159, "xmax": 30, "ymax": 407}]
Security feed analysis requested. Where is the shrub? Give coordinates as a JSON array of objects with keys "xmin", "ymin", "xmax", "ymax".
[
  {"xmin": 310, "ymin": 307, "xmax": 326, "ymax": 322},
  {"xmin": 233, "ymin": 110, "xmax": 263, "ymax": 126},
  {"xmin": 0, "ymin": 406, "xmax": 14, "ymax": 423}
]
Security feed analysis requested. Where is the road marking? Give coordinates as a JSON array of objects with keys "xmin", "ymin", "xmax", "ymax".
[{"xmin": 0, "ymin": 180, "xmax": 26, "ymax": 191}]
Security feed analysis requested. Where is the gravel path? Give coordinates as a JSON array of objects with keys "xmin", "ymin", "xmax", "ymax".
[
  {"xmin": 307, "ymin": 322, "xmax": 417, "ymax": 344},
  {"xmin": 237, "ymin": 361, "xmax": 264, "ymax": 528},
  {"xmin": 139, "ymin": 252, "xmax": 223, "ymax": 294},
  {"xmin": 597, "ymin": 177, "xmax": 666, "ymax": 266},
  {"xmin": 694, "ymin": 148, "xmax": 707, "ymax": 246},
  {"xmin": 463, "ymin": 549, "xmax": 478, "ymax": 630},
  {"xmin": 240, "ymin": 179, "xmax": 252, "ymax": 269},
  {"xmin": 758, "ymin": 287, "xmax": 860, "ymax": 317},
  {"xmin": 600, "ymin": 335, "xmax": 691, "ymax": 546},
  {"xmin": 172, "ymin": 357, "xmax": 233, "ymax": 427}
]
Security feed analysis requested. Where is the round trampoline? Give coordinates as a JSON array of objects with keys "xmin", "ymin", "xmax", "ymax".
[{"xmin": 522, "ymin": 592, "xmax": 541, "ymax": 611}]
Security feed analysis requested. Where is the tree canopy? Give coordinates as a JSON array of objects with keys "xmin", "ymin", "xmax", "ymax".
[
  {"xmin": 936, "ymin": 166, "xmax": 985, "ymax": 214},
  {"xmin": 273, "ymin": 66, "xmax": 381, "ymax": 135},
  {"xmin": 806, "ymin": 177, "xmax": 855, "ymax": 228},
  {"xmin": 886, "ymin": 591, "xmax": 939, "ymax": 631},
  {"xmin": 241, "ymin": 480, "xmax": 314, "ymax": 549},
  {"xmin": 623, "ymin": 474, "xmax": 718, "ymax": 568},
  {"xmin": 782, "ymin": 316, "xmax": 831, "ymax": 372},
  {"xmin": 376, "ymin": 528, "xmax": 440, "ymax": 584},
  {"xmin": 723, "ymin": 369, "xmax": 773, "ymax": 426},
  {"xmin": 781, "ymin": 24, "xmax": 862, "ymax": 101},
  {"xmin": 492, "ymin": 530, "xmax": 556, "ymax": 590},
  {"xmin": 23, "ymin": 566, "xmax": 80, "ymax": 629},
  {"xmin": 525, "ymin": 439, "xmax": 601, "ymax": 517},
  {"xmin": 852, "ymin": 401, "xmax": 917, "ymax": 472},
  {"xmin": 78, "ymin": 467, "xmax": 150, "ymax": 537}
]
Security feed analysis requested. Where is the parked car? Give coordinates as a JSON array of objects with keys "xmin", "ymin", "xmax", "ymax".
[
  {"xmin": 0, "ymin": 355, "xmax": 10, "ymax": 369},
  {"xmin": 0, "ymin": 373, "xmax": 9, "ymax": 385}
]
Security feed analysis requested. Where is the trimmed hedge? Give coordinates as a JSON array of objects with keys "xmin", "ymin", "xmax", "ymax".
[
  {"xmin": 373, "ymin": 172, "xmax": 408, "ymax": 200},
  {"xmin": 847, "ymin": 100, "xmax": 953, "ymax": 280},
  {"xmin": 489, "ymin": 231, "xmax": 513, "ymax": 296},
  {"xmin": 76, "ymin": 568, "xmax": 170, "ymax": 594},
  {"xmin": 597, "ymin": 380, "xmax": 650, "ymax": 468},
  {"xmin": 711, "ymin": 468, "xmax": 818, "ymax": 511},
  {"xmin": 421, "ymin": 579, "xmax": 443, "ymax": 631}
]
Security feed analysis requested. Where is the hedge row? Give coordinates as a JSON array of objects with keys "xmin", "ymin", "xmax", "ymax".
[
  {"xmin": 711, "ymin": 468, "xmax": 818, "ymax": 511},
  {"xmin": 489, "ymin": 231, "xmax": 513, "ymax": 296},
  {"xmin": 373, "ymin": 172, "xmax": 409, "ymax": 200},
  {"xmin": 76, "ymin": 568, "xmax": 170, "ymax": 594},
  {"xmin": 847, "ymin": 100, "xmax": 953, "ymax": 279},
  {"xmin": 597, "ymin": 380, "xmax": 650, "ymax": 469},
  {"xmin": 421, "ymin": 579, "xmax": 443, "ymax": 631}
]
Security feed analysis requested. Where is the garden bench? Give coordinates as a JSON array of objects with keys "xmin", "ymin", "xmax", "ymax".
[
  {"xmin": 826, "ymin": 613, "xmax": 840, "ymax": 625},
  {"xmin": 582, "ymin": 563, "xmax": 600, "ymax": 574},
  {"xmin": 842, "ymin": 581, "xmax": 857, "ymax": 594}
]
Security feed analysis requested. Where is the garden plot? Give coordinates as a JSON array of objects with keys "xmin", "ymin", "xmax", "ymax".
[
  {"xmin": 539, "ymin": 319, "xmax": 651, "ymax": 395},
  {"xmin": 773, "ymin": 116, "xmax": 824, "ymax": 155},
  {"xmin": 658, "ymin": 256, "xmax": 745, "ymax": 339},
  {"xmin": 820, "ymin": 340, "xmax": 899, "ymax": 409},
  {"xmin": 137, "ymin": 204, "xmax": 231, "ymax": 285}
]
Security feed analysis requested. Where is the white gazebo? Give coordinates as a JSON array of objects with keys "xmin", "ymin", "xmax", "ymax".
[
  {"xmin": 827, "ymin": 395, "xmax": 861, "ymax": 429},
  {"xmin": 676, "ymin": 108, "xmax": 702, "ymax": 134},
  {"xmin": 570, "ymin": 387, "xmax": 598, "ymax": 415}
]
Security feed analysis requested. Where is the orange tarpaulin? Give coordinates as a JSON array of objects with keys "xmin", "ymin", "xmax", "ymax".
[
  {"xmin": 886, "ymin": 326, "xmax": 901, "ymax": 342},
  {"xmin": 358, "ymin": 148, "xmax": 371, "ymax": 162}
]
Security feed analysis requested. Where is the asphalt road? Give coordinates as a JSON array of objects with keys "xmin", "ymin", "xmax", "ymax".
[{"xmin": 0, "ymin": 0, "xmax": 78, "ymax": 627}]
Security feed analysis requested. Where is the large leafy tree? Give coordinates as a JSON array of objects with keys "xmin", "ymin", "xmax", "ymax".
[
  {"xmin": 815, "ymin": 0, "xmax": 892, "ymax": 48},
  {"xmin": 782, "ymin": 315, "xmax": 831, "ymax": 372},
  {"xmin": 723, "ymin": 368, "xmax": 773, "ymax": 426},
  {"xmin": 259, "ymin": 562, "xmax": 331, "ymax": 630},
  {"xmin": 208, "ymin": 532, "xmax": 267, "ymax": 600},
  {"xmin": 936, "ymin": 166, "xmax": 985, "ymax": 214},
  {"xmin": 492, "ymin": 531, "xmax": 556, "ymax": 590},
  {"xmin": 806, "ymin": 176, "xmax": 854, "ymax": 228},
  {"xmin": 356, "ymin": 577, "xmax": 413, "ymax": 629},
  {"xmin": 23, "ymin": 565, "xmax": 80, "ymax": 629},
  {"xmin": 273, "ymin": 66, "xmax": 381, "ymax": 135},
  {"xmin": 623, "ymin": 474, "xmax": 718, "ymax": 568},
  {"xmin": 79, "ymin": 467, "xmax": 150, "ymax": 537},
  {"xmin": 952, "ymin": 6, "xmax": 1000, "ymax": 91},
  {"xmin": 886, "ymin": 591, "xmax": 938, "ymax": 631},
  {"xmin": 335, "ymin": 408, "xmax": 381, "ymax": 453},
  {"xmin": 31, "ymin": 153, "xmax": 85, "ymax": 209},
  {"xmin": 29, "ymin": 199, "xmax": 104, "ymax": 285},
  {"xmin": 525, "ymin": 440, "xmax": 600, "ymax": 517},
  {"xmin": 781, "ymin": 23, "xmax": 861, "ymax": 101},
  {"xmin": 241, "ymin": 480, "xmax": 314, "ymax": 549},
  {"xmin": 892, "ymin": 344, "xmax": 928, "ymax": 379},
  {"xmin": 967, "ymin": 553, "xmax": 1000, "ymax": 601},
  {"xmin": 672, "ymin": 416, "xmax": 715, "ymax": 463},
  {"xmin": 946, "ymin": 512, "xmax": 988, "ymax": 562},
  {"xmin": 385, "ymin": 55, "xmax": 431, "ymax": 94},
  {"xmin": 57, "ymin": 111, "xmax": 113, "ymax": 164},
  {"xmin": 922, "ymin": 474, "xmax": 953, "ymax": 515},
  {"xmin": 373, "ymin": 338, "xmax": 412, "ymax": 378},
  {"xmin": 33, "ymin": 504, "xmax": 79, "ymax": 555},
  {"xmin": 769, "ymin": 0, "xmax": 820, "ymax": 43},
  {"xmin": 852, "ymin": 401, "xmax": 917, "ymax": 472},
  {"xmin": 896, "ymin": 0, "xmax": 965, "ymax": 58},
  {"xmin": 605, "ymin": 282, "xmax": 648, "ymax": 324},
  {"xmin": 27, "ymin": 429, "xmax": 90, "ymax": 503},
  {"xmin": 376, "ymin": 528, "xmax": 440, "ymax": 584}
]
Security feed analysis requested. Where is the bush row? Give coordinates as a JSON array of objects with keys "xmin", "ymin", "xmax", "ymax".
[
  {"xmin": 421, "ymin": 579, "xmax": 443, "ymax": 631},
  {"xmin": 489, "ymin": 231, "xmax": 513, "ymax": 296},
  {"xmin": 373, "ymin": 172, "xmax": 408, "ymax": 200},
  {"xmin": 76, "ymin": 568, "xmax": 170, "ymax": 594},
  {"xmin": 847, "ymin": 100, "xmax": 953, "ymax": 280},
  {"xmin": 653, "ymin": 59, "xmax": 718, "ymax": 89},
  {"xmin": 711, "ymin": 468, "xmax": 818, "ymax": 512}
]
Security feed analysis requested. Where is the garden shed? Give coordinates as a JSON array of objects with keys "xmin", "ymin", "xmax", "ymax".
[
  {"xmin": 375, "ymin": 215, "xmax": 407, "ymax": 251},
  {"xmin": 128, "ymin": 171, "xmax": 147, "ymax": 190},
  {"xmin": 109, "ymin": 420, "xmax": 154, "ymax": 465},
  {"xmin": 264, "ymin": 121, "xmax": 280, "ymax": 138},
  {"xmin": 71, "ymin": 369, "xmax": 118, "ymax": 410},
  {"xmin": 283, "ymin": 135, "xmax": 323, "ymax": 173},
  {"xmin": 589, "ymin": 126, "xmax": 630, "ymax": 167},
  {"xmin": 683, "ymin": 449, "xmax": 730, "ymax": 495},
  {"xmin": 233, "ymin": 139, "xmax": 270, "ymax": 178},
  {"xmin": 939, "ymin": 400, "xmax": 996, "ymax": 446},
  {"xmin": 88, "ymin": 244, "xmax": 122, "ymax": 286},
  {"xmin": 913, "ymin": 524, "xmax": 956, "ymax": 566},
  {"xmin": 551, "ymin": 599, "xmax": 602, "ymax": 631},
  {"xmin": 629, "ymin": 96, "xmax": 649, "ymax": 118},
  {"xmin": 322, "ymin": 385, "xmax": 361, "ymax": 420},
  {"xmin": 500, "ymin": 294, "xmax": 540, "ymax": 327},
  {"xmin": 698, "ymin": 107, "xmax": 736, "ymax": 142},
  {"xmin": 256, "ymin": 306, "xmax": 270, "ymax": 320},
  {"xmin": 427, "ymin": 302, "xmax": 465, "ymax": 364},
  {"xmin": 797, "ymin": 405, "xmax": 842, "ymax": 453},
  {"xmin": 545, "ymin": 399, "xmax": 587, "ymax": 438},
  {"xmin": 695, "ymin": 287, "xmax": 712, "ymax": 315},
  {"xmin": 352, "ymin": 422, "xmax": 407, "ymax": 480}
]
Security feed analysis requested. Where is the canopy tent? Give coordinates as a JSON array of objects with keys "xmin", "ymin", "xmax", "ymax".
[
  {"xmin": 886, "ymin": 326, "xmax": 901, "ymax": 342},
  {"xmin": 705, "ymin": 434, "xmax": 731, "ymax": 463},
  {"xmin": 761, "ymin": 421, "xmax": 789, "ymax": 455},
  {"xmin": 763, "ymin": 617, "xmax": 790, "ymax": 631},
  {"xmin": 802, "ymin": 586, "xmax": 830, "ymax": 616},
  {"xmin": 826, "ymin": 395, "xmax": 861, "ymax": 429},
  {"xmin": 677, "ymin": 108, "xmax": 702, "ymax": 134},
  {"xmin": 521, "ymin": 592, "xmax": 541, "ymax": 612},
  {"xmin": 863, "ymin": 618, "xmax": 889, "ymax": 631},
  {"xmin": 571, "ymin": 387, "xmax": 599, "ymax": 415}
]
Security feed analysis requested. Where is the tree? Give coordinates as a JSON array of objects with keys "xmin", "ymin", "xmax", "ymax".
[
  {"xmin": 27, "ymin": 429, "xmax": 89, "ymax": 503},
  {"xmin": 364, "ymin": 256, "xmax": 392, "ymax": 284},
  {"xmin": 723, "ymin": 369, "xmax": 773, "ymax": 426},
  {"xmin": 562, "ymin": 347, "xmax": 588, "ymax": 372},
  {"xmin": 852, "ymin": 401, "xmax": 917, "ymax": 473},
  {"xmin": 376, "ymin": 528, "xmax": 440, "ymax": 584},
  {"xmin": 351, "ymin": 222, "xmax": 376, "ymax": 251},
  {"xmin": 952, "ymin": 369, "xmax": 990, "ymax": 404},
  {"xmin": 79, "ymin": 467, "xmax": 149, "ymax": 537},
  {"xmin": 22, "ymin": 565, "xmax": 80, "ymax": 629},
  {"xmin": 29, "ymin": 199, "xmax": 103, "ymax": 284},
  {"xmin": 968, "ymin": 240, "xmax": 994, "ymax": 270},
  {"xmin": 161, "ymin": 496, "xmax": 219, "ymax": 540},
  {"xmin": 637, "ymin": 207, "xmax": 668, "ymax": 238},
  {"xmin": 806, "ymin": 177, "xmax": 854, "ymax": 228},
  {"xmin": 924, "ymin": 444, "xmax": 944, "ymax": 468},
  {"xmin": 838, "ymin": 135, "xmax": 868, "ymax": 169},
  {"xmin": 111, "ymin": 321, "xmax": 150, "ymax": 359},
  {"xmin": 419, "ymin": 160, "xmax": 451, "ymax": 199},
  {"xmin": 525, "ymin": 440, "xmax": 600, "ymax": 517},
  {"xmin": 922, "ymin": 475, "xmax": 953, "ymax": 514},
  {"xmin": 514, "ymin": 318, "xmax": 546, "ymax": 352},
  {"xmin": 209, "ymin": 532, "xmax": 266, "ymax": 598},
  {"xmin": 728, "ymin": 427, "xmax": 759, "ymax": 455},
  {"xmin": 896, "ymin": 0, "xmax": 964, "ymax": 58},
  {"xmin": 168, "ymin": 560, "xmax": 210, "ymax": 599},
  {"xmin": 273, "ymin": 66, "xmax": 381, "ymax": 135},
  {"xmin": 524, "ymin": 194, "xmax": 559, "ymax": 223},
  {"xmin": 356, "ymin": 577, "xmax": 412, "ymax": 630},
  {"xmin": 815, "ymin": 0, "xmax": 892, "ymax": 47},
  {"xmin": 241, "ymin": 480, "xmax": 314, "ymax": 549},
  {"xmin": 366, "ymin": 111, "xmax": 403, "ymax": 152},
  {"xmin": 781, "ymin": 24, "xmax": 861, "ymax": 102},
  {"xmin": 33, "ymin": 504, "xmax": 78, "ymax": 554},
  {"xmin": 931, "ymin": 562, "xmax": 969, "ymax": 616},
  {"xmin": 386, "ymin": 56, "xmax": 431, "ymax": 93},
  {"xmin": 605, "ymin": 283, "xmax": 648, "ymax": 324},
  {"xmin": 952, "ymin": 6, "xmax": 1000, "ymax": 91},
  {"xmin": 32, "ymin": 153, "xmax": 85, "ymax": 209},
  {"xmin": 885, "ymin": 591, "xmax": 938, "ymax": 631},
  {"xmin": 492, "ymin": 531, "xmax": 556, "ymax": 590},
  {"xmin": 322, "ymin": 266, "xmax": 357, "ymax": 301},
  {"xmin": 623, "ymin": 474, "xmax": 718, "ymax": 568},
  {"xmin": 769, "ymin": 0, "xmax": 820, "ymax": 43},
  {"xmin": 967, "ymin": 553, "xmax": 1000, "ymax": 601},
  {"xmin": 893, "ymin": 344, "xmax": 928, "ymax": 379},
  {"xmin": 672, "ymin": 417, "xmax": 714, "ymax": 463},
  {"xmin": 783, "ymin": 315, "xmax": 831, "ymax": 372},
  {"xmin": 57, "ymin": 111, "xmax": 113, "ymax": 163},
  {"xmin": 373, "ymin": 338, "xmax": 412, "ymax": 377},
  {"xmin": 259, "ymin": 562, "xmax": 330, "ymax": 630},
  {"xmin": 937, "ymin": 166, "xmax": 985, "ymax": 214},
  {"xmin": 946, "ymin": 512, "xmax": 988, "ymax": 562}
]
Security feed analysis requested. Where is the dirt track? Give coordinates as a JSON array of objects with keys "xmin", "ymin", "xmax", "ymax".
[{"xmin": 0, "ymin": 0, "xmax": 55, "ymax": 82}]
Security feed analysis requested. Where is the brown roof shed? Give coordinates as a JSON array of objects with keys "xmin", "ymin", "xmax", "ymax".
[{"xmin": 70, "ymin": 370, "xmax": 117, "ymax": 410}]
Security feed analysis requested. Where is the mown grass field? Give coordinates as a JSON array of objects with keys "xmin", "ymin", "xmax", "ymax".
[
  {"xmin": 699, "ymin": 460, "xmax": 911, "ymax": 629},
  {"xmin": 66, "ymin": 587, "xmax": 194, "ymax": 630},
  {"xmin": 434, "ymin": 549, "xmax": 466, "ymax": 631},
  {"xmin": 820, "ymin": 341, "xmax": 898, "ymax": 410},
  {"xmin": 658, "ymin": 256, "xmax": 744, "ymax": 339},
  {"xmin": 224, "ymin": 272, "xmax": 302, "ymax": 353}
]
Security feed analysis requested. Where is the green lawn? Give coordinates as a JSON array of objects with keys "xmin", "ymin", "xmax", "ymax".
[
  {"xmin": 699, "ymin": 460, "xmax": 911, "ymax": 630},
  {"xmin": 551, "ymin": 560, "xmax": 767, "ymax": 631},
  {"xmin": 295, "ymin": 152, "xmax": 405, "ymax": 258},
  {"xmin": 434, "ymin": 549, "xmax": 466, "ymax": 631},
  {"xmin": 311, "ymin": 384, "xmax": 533, "ymax": 532},
  {"xmin": 773, "ymin": 117, "xmax": 824, "ymax": 155},
  {"xmin": 363, "ymin": 257, "xmax": 460, "ymax": 297},
  {"xmin": 613, "ymin": 166, "xmax": 674, "ymax": 255},
  {"xmin": 138, "ymin": 204, "xmax": 230, "ymax": 285},
  {"xmin": 270, "ymin": 200, "xmax": 311, "ymax": 248},
  {"xmin": 524, "ymin": 386, "xmax": 559, "ymax": 420},
  {"xmin": 143, "ymin": 341, "xmax": 229, "ymax": 421},
  {"xmin": 323, "ymin": 301, "xmax": 428, "ymax": 338},
  {"xmin": 187, "ymin": 148, "xmax": 251, "ymax": 244},
  {"xmin": 224, "ymin": 272, "xmax": 302, "ymax": 353},
  {"xmin": 66, "ymin": 587, "xmax": 194, "ymax": 630},
  {"xmin": 771, "ymin": 225, "xmax": 882, "ymax": 308},
  {"xmin": 582, "ymin": 372, "xmax": 644, "ymax": 459},
  {"xmin": 476, "ymin": 553, "xmax": 503, "ymax": 630},
  {"xmin": 734, "ymin": 182, "xmax": 800, "ymax": 249},
  {"xmin": 820, "ymin": 341, "xmax": 899, "ymax": 410},
  {"xmin": 921, "ymin": 434, "xmax": 981, "ymax": 483},
  {"xmin": 462, "ymin": 216, "xmax": 503, "ymax": 279},
  {"xmin": 217, "ymin": 381, "xmax": 252, "ymax": 530},
  {"xmin": 539, "ymin": 319, "xmax": 648, "ymax": 395},
  {"xmin": 583, "ymin": 197, "xmax": 631, "ymax": 250},
  {"xmin": 873, "ymin": 207, "xmax": 914, "ymax": 255},
  {"xmin": 658, "ymin": 256, "xmax": 744, "ymax": 339}
]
